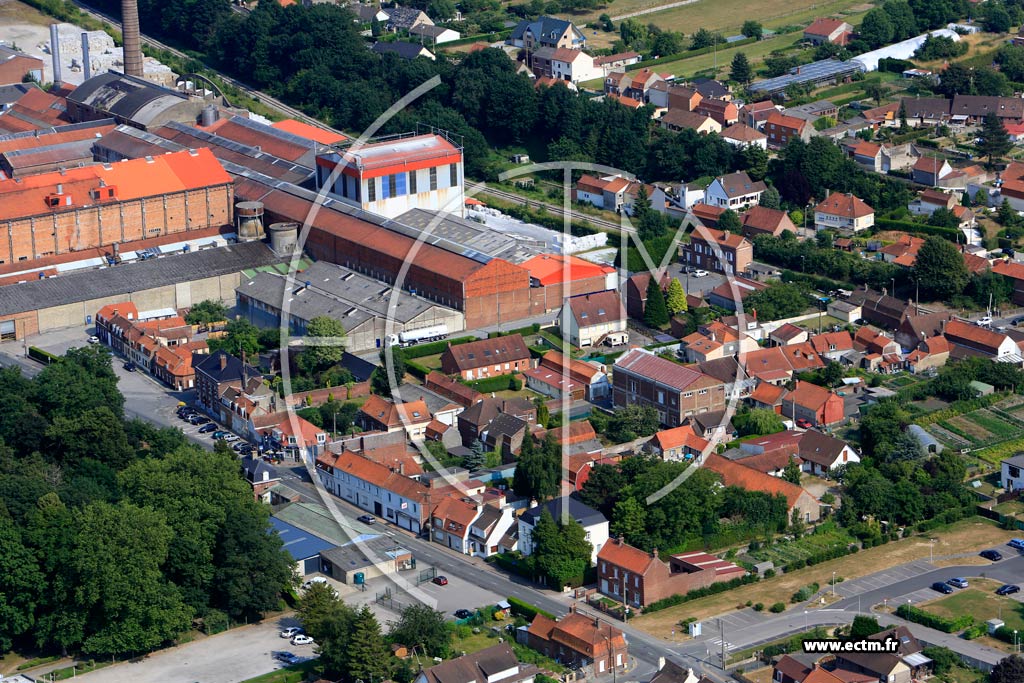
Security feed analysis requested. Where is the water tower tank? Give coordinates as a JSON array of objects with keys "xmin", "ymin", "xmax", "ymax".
[
  {"xmin": 201, "ymin": 104, "xmax": 220, "ymax": 127},
  {"xmin": 235, "ymin": 201, "xmax": 265, "ymax": 242},
  {"xmin": 267, "ymin": 221, "xmax": 299, "ymax": 256}
]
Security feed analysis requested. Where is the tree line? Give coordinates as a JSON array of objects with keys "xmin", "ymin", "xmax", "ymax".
[{"xmin": 0, "ymin": 347, "xmax": 293, "ymax": 657}]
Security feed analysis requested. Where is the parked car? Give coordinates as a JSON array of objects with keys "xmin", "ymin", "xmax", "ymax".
[
  {"xmin": 1007, "ymin": 539, "xmax": 1024, "ymax": 551},
  {"xmin": 87, "ymin": 335, "xmax": 99, "ymax": 344},
  {"xmin": 947, "ymin": 578, "xmax": 969, "ymax": 589},
  {"xmin": 280, "ymin": 627, "xmax": 303, "ymax": 639},
  {"xmin": 977, "ymin": 316, "xmax": 993, "ymax": 327},
  {"xmin": 291, "ymin": 634, "xmax": 314, "ymax": 646},
  {"xmin": 1013, "ymin": 316, "xmax": 1024, "ymax": 327},
  {"xmin": 222, "ymin": 434, "xmax": 239, "ymax": 442},
  {"xmin": 273, "ymin": 651, "xmax": 300, "ymax": 664},
  {"xmin": 302, "ymin": 577, "xmax": 329, "ymax": 589},
  {"xmin": 931, "ymin": 581, "xmax": 954, "ymax": 595},
  {"xmin": 212, "ymin": 430, "xmax": 229, "ymax": 439},
  {"xmin": 198, "ymin": 423, "xmax": 218, "ymax": 434},
  {"xmin": 189, "ymin": 416, "xmax": 210, "ymax": 426},
  {"xmin": 981, "ymin": 549, "xmax": 1004, "ymax": 561},
  {"xmin": 692, "ymin": 269, "xmax": 709, "ymax": 278},
  {"xmin": 357, "ymin": 515, "xmax": 376, "ymax": 524},
  {"xmin": 432, "ymin": 575, "xmax": 449, "ymax": 586},
  {"xmin": 123, "ymin": 361, "xmax": 136, "ymax": 372},
  {"xmin": 996, "ymin": 584, "xmax": 1021, "ymax": 595},
  {"xmin": 796, "ymin": 418, "xmax": 812, "ymax": 429},
  {"xmin": 454, "ymin": 609, "xmax": 474, "ymax": 620}
]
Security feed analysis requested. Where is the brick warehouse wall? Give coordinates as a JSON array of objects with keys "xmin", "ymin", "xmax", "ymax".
[{"xmin": 0, "ymin": 184, "xmax": 233, "ymax": 264}]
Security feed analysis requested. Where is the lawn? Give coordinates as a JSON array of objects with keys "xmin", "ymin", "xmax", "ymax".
[
  {"xmin": 413, "ymin": 352, "xmax": 444, "ymax": 371},
  {"xmin": 453, "ymin": 629, "xmax": 567, "ymax": 673},
  {"xmin": 921, "ymin": 579, "xmax": 1024, "ymax": 632},
  {"xmin": 631, "ymin": 519, "xmax": 1016, "ymax": 638}
]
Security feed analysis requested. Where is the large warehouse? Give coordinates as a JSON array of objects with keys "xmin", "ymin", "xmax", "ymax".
[
  {"xmin": 235, "ymin": 260, "xmax": 465, "ymax": 353},
  {"xmin": 0, "ymin": 148, "xmax": 234, "ymax": 264}
]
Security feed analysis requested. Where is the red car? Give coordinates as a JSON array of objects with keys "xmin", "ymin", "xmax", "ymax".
[
  {"xmin": 796, "ymin": 419, "xmax": 812, "ymax": 429},
  {"xmin": 432, "ymin": 576, "xmax": 448, "ymax": 586}
]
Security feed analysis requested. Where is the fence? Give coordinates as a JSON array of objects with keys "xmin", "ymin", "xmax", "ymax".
[
  {"xmin": 415, "ymin": 567, "xmax": 437, "ymax": 585},
  {"xmin": 975, "ymin": 504, "xmax": 1024, "ymax": 529},
  {"xmin": 375, "ymin": 588, "xmax": 407, "ymax": 613},
  {"xmin": 997, "ymin": 489, "xmax": 1022, "ymax": 505}
]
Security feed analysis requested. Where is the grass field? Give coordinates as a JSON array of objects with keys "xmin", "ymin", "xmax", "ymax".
[
  {"xmin": 631, "ymin": 519, "xmax": 1015, "ymax": 638},
  {"xmin": 926, "ymin": 398, "xmax": 1024, "ymax": 450},
  {"xmin": 239, "ymin": 661, "xmax": 319, "ymax": 683},
  {"xmin": 921, "ymin": 579, "xmax": 1024, "ymax": 632}
]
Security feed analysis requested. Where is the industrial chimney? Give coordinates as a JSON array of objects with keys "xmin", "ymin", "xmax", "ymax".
[
  {"xmin": 48, "ymin": 24, "xmax": 62, "ymax": 87},
  {"xmin": 120, "ymin": 0, "xmax": 143, "ymax": 78},
  {"xmin": 81, "ymin": 32, "xmax": 92, "ymax": 80}
]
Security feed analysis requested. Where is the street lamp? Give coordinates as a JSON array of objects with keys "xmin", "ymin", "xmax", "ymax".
[
  {"xmin": 804, "ymin": 610, "xmax": 808, "ymax": 633},
  {"xmin": 832, "ymin": 571, "xmax": 836, "ymax": 597}
]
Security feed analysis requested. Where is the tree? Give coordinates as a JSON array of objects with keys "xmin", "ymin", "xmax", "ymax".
[
  {"xmin": 760, "ymin": 185, "xmax": 782, "ymax": 210},
  {"xmin": 389, "ymin": 604, "xmax": 451, "ymax": 658},
  {"xmin": 297, "ymin": 581, "xmax": 350, "ymax": 641},
  {"xmin": 898, "ymin": 100, "xmax": 909, "ymax": 131},
  {"xmin": 298, "ymin": 316, "xmax": 346, "ymax": 373},
  {"xmin": 666, "ymin": 278, "xmax": 688, "ymax": 314},
  {"xmin": 978, "ymin": 112, "xmax": 1013, "ymax": 167},
  {"xmin": 1000, "ymin": 198, "xmax": 1019, "ymax": 227},
  {"xmin": 210, "ymin": 319, "xmax": 262, "ymax": 357},
  {"xmin": 610, "ymin": 496, "xmax": 647, "ymax": 545},
  {"xmin": 883, "ymin": 0, "xmax": 917, "ymax": 40},
  {"xmin": 782, "ymin": 456, "xmax": 802, "ymax": 485},
  {"xmin": 512, "ymin": 433, "xmax": 560, "ymax": 501},
  {"xmin": 927, "ymin": 207, "xmax": 960, "ymax": 229},
  {"xmin": 735, "ymin": 408, "xmax": 785, "ymax": 437},
  {"xmin": 859, "ymin": 8, "xmax": 894, "ymax": 48},
  {"xmin": 643, "ymin": 275, "xmax": 670, "ymax": 328},
  {"xmin": 741, "ymin": 20, "xmax": 763, "ymax": 40},
  {"xmin": 937, "ymin": 63, "xmax": 974, "ymax": 97},
  {"xmin": 991, "ymin": 654, "xmax": 1024, "ymax": 683},
  {"xmin": 606, "ymin": 404, "xmax": 660, "ymax": 443},
  {"xmin": 531, "ymin": 509, "xmax": 593, "ymax": 587},
  {"xmin": 914, "ymin": 34, "xmax": 967, "ymax": 60},
  {"xmin": 865, "ymin": 82, "xmax": 886, "ymax": 106},
  {"xmin": 719, "ymin": 209, "xmax": 742, "ymax": 233},
  {"xmin": 850, "ymin": 615, "xmax": 883, "ymax": 639},
  {"xmin": 427, "ymin": 0, "xmax": 456, "ymax": 20},
  {"xmin": 184, "ymin": 300, "xmax": 229, "ymax": 326},
  {"xmin": 691, "ymin": 28, "xmax": 722, "ymax": 50},
  {"xmin": 744, "ymin": 281, "xmax": 810, "ymax": 321},
  {"xmin": 821, "ymin": 361, "xmax": 845, "ymax": 388},
  {"xmin": 740, "ymin": 144, "xmax": 770, "ymax": 181},
  {"xmin": 923, "ymin": 646, "xmax": 959, "ymax": 676},
  {"xmin": 984, "ymin": 5, "xmax": 1012, "ymax": 33},
  {"xmin": 371, "ymin": 346, "xmax": 406, "ymax": 397},
  {"xmin": 913, "ymin": 237, "xmax": 970, "ymax": 301},
  {"xmin": 345, "ymin": 605, "xmax": 390, "ymax": 683},
  {"xmin": 578, "ymin": 464, "xmax": 626, "ymax": 516},
  {"xmin": 0, "ymin": 515, "xmax": 43, "ymax": 653},
  {"xmin": 730, "ymin": 52, "xmax": 753, "ymax": 85},
  {"xmin": 651, "ymin": 31, "xmax": 684, "ymax": 56}
]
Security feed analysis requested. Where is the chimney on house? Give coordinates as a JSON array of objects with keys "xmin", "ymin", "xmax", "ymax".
[
  {"xmin": 618, "ymin": 534, "xmax": 625, "ymax": 545},
  {"xmin": 652, "ymin": 547, "xmax": 659, "ymax": 558},
  {"xmin": 399, "ymin": 462, "xmax": 405, "ymax": 475},
  {"xmin": 220, "ymin": 354, "xmax": 228, "ymax": 371}
]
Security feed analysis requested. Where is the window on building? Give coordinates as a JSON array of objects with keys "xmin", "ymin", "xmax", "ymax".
[
  {"xmin": 367, "ymin": 177, "xmax": 377, "ymax": 202},
  {"xmin": 699, "ymin": 388, "xmax": 708, "ymax": 395},
  {"xmin": 429, "ymin": 166, "xmax": 438, "ymax": 191},
  {"xmin": 388, "ymin": 174, "xmax": 397, "ymax": 198},
  {"xmin": 657, "ymin": 390, "xmax": 664, "ymax": 404},
  {"xmin": 450, "ymin": 163, "xmax": 458, "ymax": 187},
  {"xmin": 409, "ymin": 169, "xmax": 417, "ymax": 194}
]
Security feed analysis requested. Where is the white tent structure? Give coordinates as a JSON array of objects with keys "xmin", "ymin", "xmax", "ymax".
[{"xmin": 852, "ymin": 29, "xmax": 961, "ymax": 72}]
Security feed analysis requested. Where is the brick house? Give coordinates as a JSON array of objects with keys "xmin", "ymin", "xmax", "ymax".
[
  {"xmin": 781, "ymin": 380, "xmax": 845, "ymax": 427},
  {"xmin": 679, "ymin": 227, "xmax": 752, "ymax": 275},
  {"xmin": 613, "ymin": 348, "xmax": 727, "ymax": 427},
  {"xmin": 704, "ymin": 453, "xmax": 820, "ymax": 522},
  {"xmin": 740, "ymin": 206, "xmax": 795, "ymax": 239},
  {"xmin": 358, "ymin": 395, "xmax": 432, "ymax": 439},
  {"xmin": 625, "ymin": 272, "xmax": 672, "ymax": 320},
  {"xmin": 645, "ymin": 424, "xmax": 710, "ymax": 461},
  {"xmin": 765, "ymin": 111, "xmax": 810, "ymax": 147},
  {"xmin": 596, "ymin": 537, "xmax": 746, "ymax": 608},
  {"xmin": 440, "ymin": 334, "xmax": 532, "ymax": 380},
  {"xmin": 694, "ymin": 99, "xmax": 739, "ymax": 127},
  {"xmin": 803, "ymin": 18, "xmax": 853, "ymax": 44},
  {"xmin": 526, "ymin": 607, "xmax": 627, "ymax": 674},
  {"xmin": 193, "ymin": 350, "xmax": 261, "ymax": 416}
]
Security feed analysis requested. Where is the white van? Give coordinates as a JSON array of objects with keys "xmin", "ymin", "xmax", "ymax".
[{"xmin": 302, "ymin": 576, "xmax": 329, "ymax": 589}]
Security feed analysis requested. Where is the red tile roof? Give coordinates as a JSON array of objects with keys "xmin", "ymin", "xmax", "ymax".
[
  {"xmin": 691, "ymin": 226, "xmax": 747, "ymax": 249},
  {"xmin": 615, "ymin": 348, "xmax": 709, "ymax": 392},
  {"xmin": 804, "ymin": 17, "xmax": 849, "ymax": 37},
  {"xmin": 598, "ymin": 537, "xmax": 656, "ymax": 574},
  {"xmin": 814, "ymin": 193, "xmax": 874, "ymax": 219},
  {"xmin": 994, "ymin": 259, "xmax": 1024, "ymax": 280},
  {"xmin": 521, "ymin": 253, "xmax": 614, "ymax": 286},
  {"xmin": 650, "ymin": 424, "xmax": 710, "ymax": 453},
  {"xmin": 441, "ymin": 335, "xmax": 531, "ymax": 372},
  {"xmin": 704, "ymin": 453, "xmax": 809, "ymax": 508},
  {"xmin": 766, "ymin": 111, "xmax": 807, "ymax": 133},
  {"xmin": 749, "ymin": 381, "xmax": 786, "ymax": 406},
  {"xmin": 785, "ymin": 380, "xmax": 836, "ymax": 411}
]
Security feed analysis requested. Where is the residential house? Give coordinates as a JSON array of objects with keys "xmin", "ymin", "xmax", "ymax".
[
  {"xmin": 909, "ymin": 188, "xmax": 957, "ymax": 216},
  {"xmin": 613, "ymin": 348, "xmax": 728, "ymax": 427},
  {"xmin": 440, "ymin": 335, "xmax": 532, "ymax": 380},
  {"xmin": 703, "ymin": 171, "xmax": 766, "ymax": 209},
  {"xmin": 692, "ymin": 78, "xmax": 731, "ymax": 101},
  {"xmin": 597, "ymin": 537, "xmax": 745, "ymax": 608},
  {"xmin": 415, "ymin": 643, "xmax": 538, "ymax": 683},
  {"xmin": 483, "ymin": 412, "xmax": 528, "ymax": 457},
  {"xmin": 623, "ymin": 69, "xmax": 666, "ymax": 102},
  {"xmin": 691, "ymin": 203, "xmax": 726, "ymax": 228},
  {"xmin": 854, "ymin": 327, "xmax": 901, "ymax": 356},
  {"xmin": 519, "ymin": 498, "xmax": 609, "ymax": 563},
  {"xmin": 950, "ymin": 95, "xmax": 1024, "ymax": 126},
  {"xmin": 810, "ymin": 330, "xmax": 855, "ymax": 361},
  {"xmin": 409, "ymin": 23, "xmax": 461, "ymax": 44},
  {"xmin": 594, "ymin": 51, "xmax": 642, "ymax": 71},
  {"xmin": 705, "ymin": 275, "xmax": 767, "ymax": 311},
  {"xmin": 748, "ymin": 380, "xmax": 787, "ymax": 413},
  {"xmin": 667, "ymin": 85, "xmax": 703, "ymax": 112},
  {"xmin": 349, "ymin": 4, "xmax": 390, "ymax": 23},
  {"xmin": 508, "ymin": 16, "xmax": 586, "ymax": 50},
  {"xmin": 372, "ymin": 41, "xmax": 436, "ymax": 60},
  {"xmin": 645, "ymin": 424, "xmax": 710, "ymax": 461},
  {"xmin": 680, "ymin": 227, "xmax": 753, "ymax": 275},
  {"xmin": 742, "ymin": 100, "xmax": 779, "ymax": 128},
  {"xmin": 679, "ymin": 320, "xmax": 758, "ymax": 363},
  {"xmin": 694, "ymin": 99, "xmax": 739, "ymax": 127},
  {"xmin": 813, "ymin": 193, "xmax": 874, "ymax": 233},
  {"xmin": 457, "ymin": 396, "xmax": 536, "ymax": 447},
  {"xmin": 781, "ymin": 380, "xmax": 845, "ymax": 427},
  {"xmin": 995, "ymin": 259, "xmax": 1024, "ymax": 305},
  {"xmin": 943, "ymin": 319, "xmax": 1019, "ymax": 359},
  {"xmin": 769, "ymin": 323, "xmax": 809, "ymax": 347},
  {"xmin": 431, "ymin": 496, "xmax": 481, "ymax": 553},
  {"xmin": 862, "ymin": 102, "xmax": 900, "ymax": 128},
  {"xmin": 704, "ymin": 453, "xmax": 820, "ymax": 521},
  {"xmin": 358, "ymin": 395, "xmax": 432, "ymax": 439},
  {"xmin": 1001, "ymin": 454, "xmax": 1024, "ymax": 491},
  {"xmin": 879, "ymin": 234, "xmax": 926, "ymax": 268},
  {"xmin": 773, "ymin": 657, "xmax": 847, "ymax": 683},
  {"xmin": 850, "ymin": 140, "xmax": 883, "ymax": 172},
  {"xmin": 834, "ymin": 652, "xmax": 911, "ymax": 683},
  {"xmin": 765, "ymin": 111, "xmax": 810, "ymax": 147},
  {"xmin": 241, "ymin": 454, "xmax": 282, "ymax": 503},
  {"xmin": 468, "ymin": 504, "xmax": 518, "ymax": 557},
  {"xmin": 912, "ymin": 156, "xmax": 953, "ymax": 186},
  {"xmin": 905, "ymin": 334, "xmax": 951, "ymax": 373},
  {"xmin": 686, "ymin": 408, "xmax": 736, "ymax": 442},
  {"xmin": 193, "ymin": 350, "xmax": 261, "ymax": 418},
  {"xmin": 659, "ymin": 109, "xmax": 722, "ymax": 134},
  {"xmin": 526, "ymin": 608, "xmax": 626, "ymax": 673},
  {"xmin": 796, "ymin": 429, "xmax": 861, "ymax": 475},
  {"xmin": 530, "ymin": 47, "xmax": 600, "ymax": 84},
  {"xmin": 524, "ymin": 350, "xmax": 610, "ymax": 401},
  {"xmin": 827, "ymin": 299, "xmax": 862, "ymax": 324},
  {"xmin": 740, "ymin": 206, "xmax": 796, "ymax": 238},
  {"xmin": 252, "ymin": 412, "xmax": 328, "ymax": 460},
  {"xmin": 721, "ymin": 123, "xmax": 768, "ymax": 149},
  {"xmin": 562, "ymin": 289, "xmax": 628, "ymax": 347},
  {"xmin": 625, "ymin": 271, "xmax": 672, "ymax": 320},
  {"xmin": 803, "ymin": 18, "xmax": 853, "ymax": 45},
  {"xmin": 847, "ymin": 287, "xmax": 911, "ymax": 330},
  {"xmin": 384, "ymin": 6, "xmax": 432, "ymax": 31}
]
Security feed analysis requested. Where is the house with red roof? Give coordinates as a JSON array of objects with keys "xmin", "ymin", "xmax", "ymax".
[
  {"xmin": 765, "ymin": 111, "xmax": 810, "ymax": 147},
  {"xmin": 910, "ymin": 188, "xmax": 957, "ymax": 216},
  {"xmin": 694, "ymin": 99, "xmax": 739, "ymax": 127},
  {"xmin": 562, "ymin": 289, "xmax": 628, "ymax": 348},
  {"xmin": 813, "ymin": 192, "xmax": 874, "ymax": 233},
  {"xmin": 943, "ymin": 319, "xmax": 1019, "ymax": 359},
  {"xmin": 431, "ymin": 496, "xmax": 481, "ymax": 553},
  {"xmin": 613, "ymin": 348, "xmax": 727, "ymax": 427},
  {"xmin": 782, "ymin": 380, "xmax": 844, "ymax": 427},
  {"xmin": 680, "ymin": 320, "xmax": 758, "ymax": 362},
  {"xmin": 879, "ymin": 234, "xmax": 926, "ymax": 268},
  {"xmin": 358, "ymin": 395, "xmax": 432, "ymax": 439},
  {"xmin": 906, "ymin": 334, "xmax": 951, "ymax": 373},
  {"xmin": 994, "ymin": 259, "xmax": 1024, "ymax": 305},
  {"xmin": 769, "ymin": 322, "xmax": 809, "ymax": 347},
  {"xmin": 527, "ymin": 607, "xmax": 627, "ymax": 673},
  {"xmin": 721, "ymin": 123, "xmax": 768, "ymax": 149},
  {"xmin": 810, "ymin": 331, "xmax": 855, "ymax": 361},
  {"xmin": 680, "ymin": 226, "xmax": 753, "ymax": 276},
  {"xmin": 645, "ymin": 424, "xmax": 710, "ymax": 461},
  {"xmin": 440, "ymin": 334, "xmax": 531, "ymax": 380},
  {"xmin": 803, "ymin": 18, "xmax": 853, "ymax": 45},
  {"xmin": 740, "ymin": 206, "xmax": 796, "ymax": 239},
  {"xmin": 524, "ymin": 350, "xmax": 610, "ymax": 401},
  {"xmin": 748, "ymin": 380, "xmax": 787, "ymax": 413},
  {"xmin": 597, "ymin": 537, "xmax": 745, "ymax": 608},
  {"xmin": 704, "ymin": 453, "xmax": 820, "ymax": 521},
  {"xmin": 625, "ymin": 272, "xmax": 672, "ymax": 320}
]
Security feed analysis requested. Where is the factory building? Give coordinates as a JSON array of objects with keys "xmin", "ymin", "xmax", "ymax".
[
  {"xmin": 0, "ymin": 147, "xmax": 233, "ymax": 265},
  {"xmin": 66, "ymin": 71, "xmax": 213, "ymax": 130},
  {"xmin": 235, "ymin": 260, "xmax": 465, "ymax": 353},
  {"xmin": 315, "ymin": 132, "xmax": 465, "ymax": 219}
]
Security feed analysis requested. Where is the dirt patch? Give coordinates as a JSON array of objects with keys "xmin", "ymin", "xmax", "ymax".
[
  {"xmin": 744, "ymin": 667, "xmax": 776, "ymax": 683},
  {"xmin": 632, "ymin": 520, "xmax": 1014, "ymax": 636},
  {"xmin": 0, "ymin": 0, "xmax": 52, "ymax": 26},
  {"xmin": 933, "ymin": 556, "xmax": 993, "ymax": 568},
  {"xmin": 946, "ymin": 416, "xmax": 993, "ymax": 442}
]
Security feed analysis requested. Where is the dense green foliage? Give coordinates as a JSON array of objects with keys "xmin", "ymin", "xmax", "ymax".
[
  {"xmin": 754, "ymin": 232, "xmax": 900, "ymax": 291},
  {"xmin": 0, "ymin": 349, "xmax": 293, "ymax": 657},
  {"xmin": 184, "ymin": 300, "xmax": 229, "ymax": 326},
  {"xmin": 513, "ymin": 432, "xmax": 561, "ymax": 501}
]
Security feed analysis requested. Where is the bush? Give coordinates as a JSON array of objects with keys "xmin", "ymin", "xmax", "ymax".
[
  {"xmin": 770, "ymin": 602, "xmax": 786, "ymax": 613},
  {"xmin": 466, "ymin": 373, "xmax": 520, "ymax": 393},
  {"xmin": 791, "ymin": 582, "xmax": 820, "ymax": 603},
  {"xmin": 963, "ymin": 623, "xmax": 988, "ymax": 640},
  {"xmin": 753, "ymin": 603, "xmax": 765, "ymax": 612},
  {"xmin": 201, "ymin": 608, "xmax": 229, "ymax": 634},
  {"xmin": 506, "ymin": 596, "xmax": 555, "ymax": 621},
  {"xmin": 763, "ymin": 642, "xmax": 789, "ymax": 657},
  {"xmin": 895, "ymin": 604, "xmax": 974, "ymax": 633},
  {"xmin": 763, "ymin": 569, "xmax": 776, "ymax": 579},
  {"xmin": 401, "ymin": 335, "xmax": 477, "ymax": 359},
  {"xmin": 28, "ymin": 346, "xmax": 59, "ymax": 364}
]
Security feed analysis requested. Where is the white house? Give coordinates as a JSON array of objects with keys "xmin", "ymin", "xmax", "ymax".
[
  {"xmin": 409, "ymin": 23, "xmax": 461, "ymax": 44},
  {"xmin": 518, "ymin": 498, "xmax": 609, "ymax": 564},
  {"xmin": 703, "ymin": 171, "xmax": 766, "ymax": 209},
  {"xmin": 1001, "ymin": 454, "xmax": 1024, "ymax": 492},
  {"xmin": 562, "ymin": 289, "xmax": 628, "ymax": 348},
  {"xmin": 530, "ymin": 46, "xmax": 601, "ymax": 84},
  {"xmin": 720, "ymin": 123, "xmax": 768, "ymax": 150},
  {"xmin": 813, "ymin": 192, "xmax": 875, "ymax": 233},
  {"xmin": 468, "ymin": 505, "xmax": 518, "ymax": 557},
  {"xmin": 431, "ymin": 497, "xmax": 481, "ymax": 554}
]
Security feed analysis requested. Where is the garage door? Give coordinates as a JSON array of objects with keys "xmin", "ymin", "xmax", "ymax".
[
  {"xmin": 301, "ymin": 556, "xmax": 321, "ymax": 576},
  {"xmin": 0, "ymin": 320, "xmax": 14, "ymax": 341}
]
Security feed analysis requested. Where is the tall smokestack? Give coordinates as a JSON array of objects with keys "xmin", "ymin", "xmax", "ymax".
[
  {"xmin": 81, "ymin": 32, "xmax": 91, "ymax": 80},
  {"xmin": 49, "ymin": 24, "xmax": 62, "ymax": 87},
  {"xmin": 120, "ymin": 0, "xmax": 143, "ymax": 78}
]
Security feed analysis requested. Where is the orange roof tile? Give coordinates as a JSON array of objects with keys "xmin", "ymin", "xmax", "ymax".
[
  {"xmin": 521, "ymin": 253, "xmax": 615, "ymax": 286},
  {"xmin": 270, "ymin": 119, "xmax": 347, "ymax": 145},
  {"xmin": 785, "ymin": 380, "xmax": 836, "ymax": 411},
  {"xmin": 704, "ymin": 453, "xmax": 809, "ymax": 508},
  {"xmin": 598, "ymin": 538, "xmax": 656, "ymax": 574},
  {"xmin": 651, "ymin": 424, "xmax": 710, "ymax": 453}
]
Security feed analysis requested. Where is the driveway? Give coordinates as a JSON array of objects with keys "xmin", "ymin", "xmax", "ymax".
[{"xmin": 76, "ymin": 618, "xmax": 311, "ymax": 683}]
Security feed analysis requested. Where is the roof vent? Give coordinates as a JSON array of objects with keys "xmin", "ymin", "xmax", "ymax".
[{"xmin": 145, "ymin": 156, "xmax": 154, "ymax": 163}]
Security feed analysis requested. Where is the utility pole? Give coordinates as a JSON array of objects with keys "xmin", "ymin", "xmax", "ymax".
[
  {"xmin": 720, "ymin": 618, "xmax": 726, "ymax": 669},
  {"xmin": 832, "ymin": 571, "xmax": 836, "ymax": 597}
]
